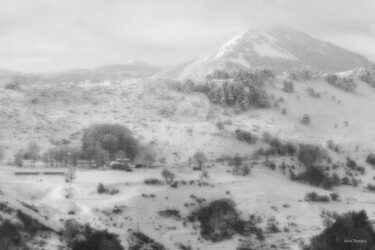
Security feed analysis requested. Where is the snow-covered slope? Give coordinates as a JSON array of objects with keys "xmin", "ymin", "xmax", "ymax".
[{"xmin": 157, "ymin": 26, "xmax": 372, "ymax": 80}]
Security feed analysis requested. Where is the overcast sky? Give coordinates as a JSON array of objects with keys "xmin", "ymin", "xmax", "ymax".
[{"xmin": 0, "ymin": 0, "xmax": 374, "ymax": 73}]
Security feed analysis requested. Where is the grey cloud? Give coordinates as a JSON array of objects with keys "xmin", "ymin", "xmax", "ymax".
[{"xmin": 0, "ymin": 0, "xmax": 374, "ymax": 72}]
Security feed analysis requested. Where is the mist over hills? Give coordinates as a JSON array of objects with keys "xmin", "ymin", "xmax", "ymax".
[
  {"xmin": 0, "ymin": 60, "xmax": 163, "ymax": 85},
  {"xmin": 0, "ymin": 26, "xmax": 373, "ymax": 85}
]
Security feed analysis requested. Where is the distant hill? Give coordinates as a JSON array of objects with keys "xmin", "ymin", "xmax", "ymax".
[
  {"xmin": 0, "ymin": 60, "xmax": 164, "ymax": 85},
  {"xmin": 156, "ymin": 26, "xmax": 372, "ymax": 80}
]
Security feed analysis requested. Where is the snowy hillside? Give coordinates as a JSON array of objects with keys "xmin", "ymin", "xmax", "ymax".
[{"xmin": 156, "ymin": 26, "xmax": 372, "ymax": 80}]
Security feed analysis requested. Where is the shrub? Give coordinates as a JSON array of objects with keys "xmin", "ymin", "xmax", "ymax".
[
  {"xmin": 72, "ymin": 225, "xmax": 124, "ymax": 250},
  {"xmin": 357, "ymin": 166, "xmax": 365, "ymax": 175},
  {"xmin": 189, "ymin": 199, "xmax": 246, "ymax": 242},
  {"xmin": 109, "ymin": 189, "xmax": 119, "ymax": 195},
  {"xmin": 17, "ymin": 210, "xmax": 46, "ymax": 235},
  {"xmin": 330, "ymin": 193, "xmax": 340, "ymax": 201},
  {"xmin": 288, "ymin": 68, "xmax": 318, "ymax": 81},
  {"xmin": 366, "ymin": 153, "xmax": 375, "ymax": 166},
  {"xmin": 161, "ymin": 169, "xmax": 175, "ymax": 184},
  {"xmin": 144, "ymin": 178, "xmax": 163, "ymax": 185},
  {"xmin": 346, "ymin": 158, "xmax": 357, "ymax": 169},
  {"xmin": 266, "ymin": 161, "xmax": 276, "ymax": 170},
  {"xmin": 341, "ymin": 176, "xmax": 350, "ymax": 185},
  {"xmin": 304, "ymin": 192, "xmax": 330, "ymax": 202},
  {"xmin": 320, "ymin": 176, "xmax": 334, "ymax": 190},
  {"xmin": 298, "ymin": 144, "xmax": 329, "ymax": 167},
  {"xmin": 127, "ymin": 230, "xmax": 166, "ymax": 250},
  {"xmin": 4, "ymin": 82, "xmax": 20, "ymax": 90},
  {"xmin": 367, "ymin": 183, "xmax": 375, "ymax": 192},
  {"xmin": 243, "ymin": 165, "xmax": 251, "ymax": 176},
  {"xmin": 301, "ymin": 114, "xmax": 311, "ymax": 125},
  {"xmin": 266, "ymin": 218, "xmax": 281, "ymax": 233},
  {"xmin": 305, "ymin": 210, "xmax": 375, "ymax": 250},
  {"xmin": 0, "ymin": 220, "xmax": 22, "ymax": 249},
  {"xmin": 283, "ymin": 79, "xmax": 294, "ymax": 93},
  {"xmin": 306, "ymin": 87, "xmax": 320, "ymax": 98},
  {"xmin": 178, "ymin": 243, "xmax": 193, "ymax": 250},
  {"xmin": 158, "ymin": 209, "xmax": 181, "ymax": 220},
  {"xmin": 170, "ymin": 181, "xmax": 178, "ymax": 188},
  {"xmin": 235, "ymin": 129, "xmax": 258, "ymax": 144},
  {"xmin": 216, "ymin": 122, "xmax": 224, "ymax": 130},
  {"xmin": 97, "ymin": 183, "xmax": 108, "ymax": 194},
  {"xmin": 258, "ymin": 135, "xmax": 297, "ymax": 157},
  {"xmin": 325, "ymin": 74, "xmax": 357, "ymax": 92},
  {"xmin": 326, "ymin": 140, "xmax": 340, "ymax": 153},
  {"xmin": 296, "ymin": 166, "xmax": 333, "ymax": 189}
]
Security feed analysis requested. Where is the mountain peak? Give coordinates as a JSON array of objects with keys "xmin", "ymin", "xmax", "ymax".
[{"xmin": 169, "ymin": 27, "xmax": 371, "ymax": 80}]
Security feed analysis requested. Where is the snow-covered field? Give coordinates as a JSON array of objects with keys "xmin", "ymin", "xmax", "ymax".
[
  {"xmin": 2, "ymin": 75, "xmax": 375, "ymax": 249},
  {"xmin": 1, "ymin": 163, "xmax": 375, "ymax": 249}
]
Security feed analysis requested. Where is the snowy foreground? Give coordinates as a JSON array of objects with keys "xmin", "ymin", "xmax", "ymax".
[{"xmin": 1, "ymin": 164, "xmax": 374, "ymax": 249}]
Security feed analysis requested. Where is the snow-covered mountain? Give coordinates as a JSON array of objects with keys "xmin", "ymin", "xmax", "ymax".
[{"xmin": 156, "ymin": 26, "xmax": 372, "ymax": 80}]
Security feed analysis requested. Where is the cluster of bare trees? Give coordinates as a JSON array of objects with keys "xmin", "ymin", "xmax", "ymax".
[{"xmin": 11, "ymin": 124, "xmax": 141, "ymax": 168}]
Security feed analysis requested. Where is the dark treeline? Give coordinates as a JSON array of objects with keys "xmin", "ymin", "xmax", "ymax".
[{"xmin": 172, "ymin": 69, "xmax": 275, "ymax": 111}]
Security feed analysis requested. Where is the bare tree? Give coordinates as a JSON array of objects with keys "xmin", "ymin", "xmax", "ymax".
[
  {"xmin": 233, "ymin": 154, "xmax": 243, "ymax": 175},
  {"xmin": 65, "ymin": 165, "xmax": 76, "ymax": 183},
  {"xmin": 193, "ymin": 151, "xmax": 207, "ymax": 170},
  {"xmin": 0, "ymin": 144, "xmax": 5, "ymax": 165},
  {"xmin": 161, "ymin": 169, "xmax": 175, "ymax": 184},
  {"xmin": 14, "ymin": 150, "xmax": 23, "ymax": 167},
  {"xmin": 27, "ymin": 141, "xmax": 40, "ymax": 167},
  {"xmin": 65, "ymin": 165, "xmax": 76, "ymax": 198}
]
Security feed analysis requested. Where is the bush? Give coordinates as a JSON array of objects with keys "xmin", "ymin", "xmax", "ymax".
[
  {"xmin": 327, "ymin": 140, "xmax": 340, "ymax": 153},
  {"xmin": 243, "ymin": 165, "xmax": 251, "ymax": 176},
  {"xmin": 178, "ymin": 243, "xmax": 193, "ymax": 250},
  {"xmin": 306, "ymin": 87, "xmax": 320, "ymax": 98},
  {"xmin": 257, "ymin": 135, "xmax": 297, "ymax": 157},
  {"xmin": 357, "ymin": 166, "xmax": 365, "ymax": 175},
  {"xmin": 17, "ymin": 210, "xmax": 47, "ymax": 235},
  {"xmin": 330, "ymin": 193, "xmax": 340, "ymax": 201},
  {"xmin": 161, "ymin": 169, "xmax": 175, "ymax": 184},
  {"xmin": 266, "ymin": 161, "xmax": 276, "ymax": 170},
  {"xmin": 288, "ymin": 68, "xmax": 318, "ymax": 81},
  {"xmin": 298, "ymin": 144, "xmax": 329, "ymax": 167},
  {"xmin": 4, "ymin": 82, "xmax": 20, "ymax": 90},
  {"xmin": 304, "ymin": 192, "xmax": 330, "ymax": 202},
  {"xmin": 341, "ymin": 176, "xmax": 350, "ymax": 185},
  {"xmin": 0, "ymin": 220, "xmax": 22, "ymax": 249},
  {"xmin": 235, "ymin": 129, "xmax": 258, "ymax": 144},
  {"xmin": 97, "ymin": 183, "xmax": 108, "ymax": 194},
  {"xmin": 366, "ymin": 153, "xmax": 375, "ymax": 166},
  {"xmin": 296, "ymin": 166, "xmax": 334, "ymax": 189},
  {"xmin": 305, "ymin": 210, "xmax": 375, "ymax": 250},
  {"xmin": 283, "ymin": 79, "xmax": 294, "ymax": 93},
  {"xmin": 301, "ymin": 114, "xmax": 311, "ymax": 125},
  {"xmin": 144, "ymin": 178, "xmax": 163, "ymax": 185},
  {"xmin": 127, "ymin": 230, "xmax": 166, "ymax": 250},
  {"xmin": 158, "ymin": 209, "xmax": 181, "ymax": 219},
  {"xmin": 72, "ymin": 226, "xmax": 123, "ymax": 250},
  {"xmin": 189, "ymin": 199, "xmax": 246, "ymax": 242},
  {"xmin": 346, "ymin": 157, "xmax": 357, "ymax": 169},
  {"xmin": 325, "ymin": 74, "xmax": 357, "ymax": 92},
  {"xmin": 367, "ymin": 183, "xmax": 375, "ymax": 192}
]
